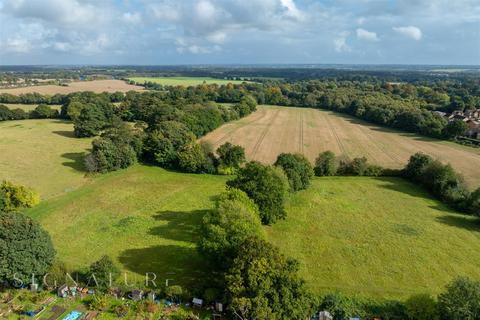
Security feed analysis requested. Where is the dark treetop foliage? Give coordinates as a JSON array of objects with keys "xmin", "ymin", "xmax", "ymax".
[
  {"xmin": 227, "ymin": 161, "xmax": 288, "ymax": 225},
  {"xmin": 274, "ymin": 153, "xmax": 314, "ymax": 191},
  {"xmin": 225, "ymin": 236, "xmax": 315, "ymax": 320},
  {"xmin": 216, "ymin": 142, "xmax": 246, "ymax": 173},
  {"xmin": 88, "ymin": 255, "xmax": 120, "ymax": 290},
  {"xmin": 0, "ymin": 211, "xmax": 55, "ymax": 283}
]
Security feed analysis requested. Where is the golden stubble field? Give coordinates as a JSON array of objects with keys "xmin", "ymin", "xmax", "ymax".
[
  {"xmin": 0, "ymin": 80, "xmax": 144, "ymax": 95},
  {"xmin": 202, "ymin": 105, "xmax": 480, "ymax": 188}
]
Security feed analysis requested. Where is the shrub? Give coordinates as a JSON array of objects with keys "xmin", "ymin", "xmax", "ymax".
[
  {"xmin": 338, "ymin": 157, "xmax": 369, "ymax": 176},
  {"xmin": 404, "ymin": 294, "xmax": 438, "ymax": 320},
  {"xmin": 320, "ymin": 293, "xmax": 366, "ymax": 320},
  {"xmin": 30, "ymin": 104, "xmax": 58, "ymax": 119},
  {"xmin": 165, "ymin": 285, "xmax": 184, "ymax": 301},
  {"xmin": 274, "ymin": 153, "xmax": 314, "ymax": 191},
  {"xmin": 0, "ymin": 212, "xmax": 55, "ymax": 283},
  {"xmin": 88, "ymin": 255, "xmax": 120, "ymax": 290},
  {"xmin": 227, "ymin": 162, "xmax": 289, "ymax": 224},
  {"xmin": 404, "ymin": 153, "xmax": 433, "ymax": 181},
  {"xmin": 314, "ymin": 151, "xmax": 338, "ymax": 176},
  {"xmin": 178, "ymin": 142, "xmax": 212, "ymax": 173},
  {"xmin": 437, "ymin": 277, "xmax": 480, "ymax": 320},
  {"xmin": 468, "ymin": 188, "xmax": 480, "ymax": 216},
  {"xmin": 216, "ymin": 142, "xmax": 246, "ymax": 173},
  {"xmin": 0, "ymin": 180, "xmax": 40, "ymax": 212}
]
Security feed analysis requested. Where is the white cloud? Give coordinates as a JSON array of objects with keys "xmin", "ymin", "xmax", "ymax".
[
  {"xmin": 280, "ymin": 0, "xmax": 304, "ymax": 20},
  {"xmin": 356, "ymin": 28, "xmax": 379, "ymax": 41},
  {"xmin": 334, "ymin": 32, "xmax": 351, "ymax": 52},
  {"xmin": 393, "ymin": 26, "xmax": 423, "ymax": 40},
  {"xmin": 123, "ymin": 12, "xmax": 141, "ymax": 25}
]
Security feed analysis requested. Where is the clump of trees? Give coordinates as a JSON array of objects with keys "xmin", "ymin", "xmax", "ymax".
[
  {"xmin": 0, "ymin": 104, "xmax": 58, "ymax": 121},
  {"xmin": 0, "ymin": 180, "xmax": 40, "ymax": 212},
  {"xmin": 313, "ymin": 151, "xmax": 390, "ymax": 177},
  {"xmin": 274, "ymin": 153, "xmax": 314, "ymax": 191},
  {"xmin": 85, "ymin": 123, "xmax": 144, "ymax": 173},
  {"xmin": 227, "ymin": 161, "xmax": 289, "ymax": 224},
  {"xmin": 199, "ymin": 188, "xmax": 264, "ymax": 269},
  {"xmin": 403, "ymin": 153, "xmax": 473, "ymax": 213},
  {"xmin": 0, "ymin": 211, "xmax": 55, "ymax": 283}
]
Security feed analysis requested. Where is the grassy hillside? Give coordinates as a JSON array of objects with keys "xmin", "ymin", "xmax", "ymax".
[
  {"xmin": 0, "ymin": 119, "xmax": 92, "ymax": 199},
  {"xmin": 27, "ymin": 165, "xmax": 228, "ymax": 289},
  {"xmin": 128, "ymin": 76, "xmax": 248, "ymax": 86},
  {"xmin": 267, "ymin": 177, "xmax": 480, "ymax": 299}
]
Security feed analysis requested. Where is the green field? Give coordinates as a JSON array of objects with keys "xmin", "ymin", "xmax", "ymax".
[
  {"xmin": 267, "ymin": 177, "xmax": 480, "ymax": 298},
  {"xmin": 27, "ymin": 165, "xmax": 228, "ymax": 289},
  {"xmin": 128, "ymin": 76, "xmax": 249, "ymax": 86},
  {"xmin": 2, "ymin": 119, "xmax": 480, "ymax": 299},
  {"xmin": 0, "ymin": 119, "xmax": 92, "ymax": 199}
]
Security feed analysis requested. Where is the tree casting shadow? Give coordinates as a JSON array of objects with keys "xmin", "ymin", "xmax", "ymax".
[
  {"xmin": 435, "ymin": 215, "xmax": 480, "ymax": 233},
  {"xmin": 61, "ymin": 152, "xmax": 86, "ymax": 172},
  {"xmin": 53, "ymin": 130, "xmax": 76, "ymax": 138},
  {"xmin": 149, "ymin": 210, "xmax": 210, "ymax": 243}
]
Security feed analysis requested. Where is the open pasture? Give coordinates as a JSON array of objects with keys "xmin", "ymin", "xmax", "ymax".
[
  {"xmin": 128, "ymin": 76, "xmax": 249, "ymax": 86},
  {"xmin": 201, "ymin": 105, "xmax": 480, "ymax": 187},
  {"xmin": 267, "ymin": 177, "xmax": 480, "ymax": 298},
  {"xmin": 0, "ymin": 119, "xmax": 92, "ymax": 199},
  {"xmin": 0, "ymin": 80, "xmax": 144, "ymax": 95}
]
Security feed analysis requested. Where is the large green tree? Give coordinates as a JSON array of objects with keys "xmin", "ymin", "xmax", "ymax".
[
  {"xmin": 227, "ymin": 162, "xmax": 288, "ymax": 224},
  {"xmin": 225, "ymin": 237, "xmax": 315, "ymax": 320},
  {"xmin": 274, "ymin": 153, "xmax": 314, "ymax": 191},
  {"xmin": 199, "ymin": 188, "xmax": 264, "ymax": 268},
  {"xmin": 0, "ymin": 212, "xmax": 55, "ymax": 283},
  {"xmin": 314, "ymin": 151, "xmax": 338, "ymax": 176}
]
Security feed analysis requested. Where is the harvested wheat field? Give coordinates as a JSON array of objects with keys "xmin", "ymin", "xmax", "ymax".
[
  {"xmin": 0, "ymin": 80, "xmax": 144, "ymax": 95},
  {"xmin": 202, "ymin": 105, "xmax": 480, "ymax": 187}
]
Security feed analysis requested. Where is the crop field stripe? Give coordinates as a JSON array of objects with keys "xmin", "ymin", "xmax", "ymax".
[
  {"xmin": 209, "ymin": 107, "xmax": 270, "ymax": 146},
  {"xmin": 250, "ymin": 108, "xmax": 282, "ymax": 158}
]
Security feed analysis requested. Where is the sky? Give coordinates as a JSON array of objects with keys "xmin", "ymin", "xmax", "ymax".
[{"xmin": 0, "ymin": 0, "xmax": 479, "ymax": 65}]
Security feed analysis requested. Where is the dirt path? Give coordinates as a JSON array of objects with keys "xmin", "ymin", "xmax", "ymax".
[{"xmin": 201, "ymin": 105, "xmax": 480, "ymax": 188}]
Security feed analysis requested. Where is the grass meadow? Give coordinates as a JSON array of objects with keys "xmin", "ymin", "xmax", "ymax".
[
  {"xmin": 0, "ymin": 119, "xmax": 92, "ymax": 199},
  {"xmin": 128, "ymin": 76, "xmax": 249, "ymax": 86},
  {"xmin": 267, "ymin": 177, "xmax": 480, "ymax": 299},
  {"xmin": 1, "ymin": 119, "xmax": 479, "ymax": 299}
]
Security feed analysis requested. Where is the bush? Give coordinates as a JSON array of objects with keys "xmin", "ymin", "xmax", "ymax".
[
  {"xmin": 404, "ymin": 294, "xmax": 438, "ymax": 320},
  {"xmin": 437, "ymin": 277, "xmax": 480, "ymax": 320},
  {"xmin": 468, "ymin": 188, "xmax": 480, "ymax": 216},
  {"xmin": 274, "ymin": 153, "xmax": 314, "ymax": 191},
  {"xmin": 0, "ymin": 180, "xmax": 40, "ymax": 212},
  {"xmin": 88, "ymin": 255, "xmax": 120, "ymax": 290},
  {"xmin": 30, "ymin": 104, "xmax": 59, "ymax": 119},
  {"xmin": 165, "ymin": 285, "xmax": 184, "ymax": 301},
  {"xmin": 404, "ymin": 153, "xmax": 433, "ymax": 181},
  {"xmin": 314, "ymin": 151, "xmax": 338, "ymax": 176},
  {"xmin": 216, "ymin": 142, "xmax": 246, "ymax": 173},
  {"xmin": 338, "ymin": 157, "xmax": 369, "ymax": 176},
  {"xmin": 320, "ymin": 293, "xmax": 366, "ymax": 320},
  {"xmin": 0, "ymin": 212, "xmax": 55, "ymax": 283},
  {"xmin": 227, "ymin": 162, "xmax": 289, "ymax": 224},
  {"xmin": 178, "ymin": 142, "xmax": 213, "ymax": 173}
]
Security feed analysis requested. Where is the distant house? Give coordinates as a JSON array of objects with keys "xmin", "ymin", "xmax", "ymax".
[{"xmin": 466, "ymin": 120, "xmax": 480, "ymax": 138}]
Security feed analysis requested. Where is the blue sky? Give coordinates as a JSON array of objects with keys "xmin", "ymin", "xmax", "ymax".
[{"xmin": 0, "ymin": 0, "xmax": 479, "ymax": 65}]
